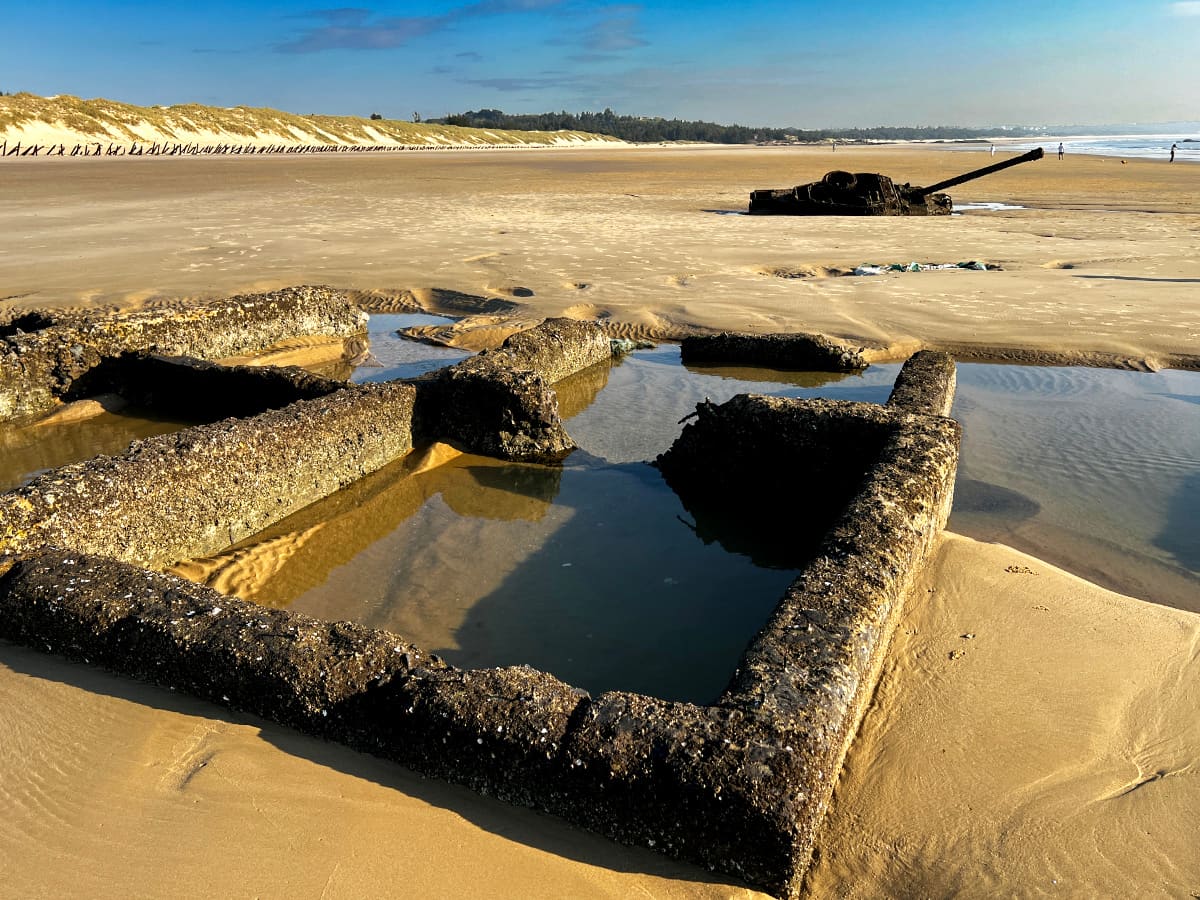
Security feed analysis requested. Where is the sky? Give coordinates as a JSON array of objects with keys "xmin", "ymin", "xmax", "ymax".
[{"xmin": 2, "ymin": 0, "xmax": 1198, "ymax": 128}]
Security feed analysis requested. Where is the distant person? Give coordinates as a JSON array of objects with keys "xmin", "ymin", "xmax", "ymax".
[
  {"xmin": 1170, "ymin": 143, "xmax": 1177, "ymax": 162},
  {"xmin": 990, "ymin": 144, "xmax": 996, "ymax": 157},
  {"xmin": 1057, "ymin": 142, "xmax": 1064, "ymax": 160}
]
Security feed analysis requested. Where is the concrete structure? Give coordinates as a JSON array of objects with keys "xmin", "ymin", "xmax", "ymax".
[
  {"xmin": 0, "ymin": 285, "xmax": 366, "ymax": 424},
  {"xmin": 681, "ymin": 331, "xmax": 868, "ymax": 372},
  {"xmin": 0, "ymin": 319, "xmax": 961, "ymax": 898}
]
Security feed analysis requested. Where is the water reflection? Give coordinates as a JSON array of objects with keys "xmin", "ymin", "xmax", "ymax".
[
  {"xmin": 442, "ymin": 459, "xmax": 796, "ymax": 703},
  {"xmin": 682, "ymin": 362, "xmax": 858, "ymax": 388},
  {"xmin": 171, "ymin": 446, "xmax": 564, "ymax": 609},
  {"xmin": 1157, "ymin": 471, "xmax": 1200, "ymax": 572},
  {"xmin": 351, "ymin": 313, "xmax": 470, "ymax": 383},
  {"xmin": 553, "ymin": 360, "xmax": 613, "ymax": 419},
  {"xmin": 169, "ymin": 346, "xmax": 1200, "ymax": 702},
  {"xmin": 0, "ymin": 405, "xmax": 201, "ymax": 492},
  {"xmin": 565, "ymin": 345, "xmax": 897, "ymax": 463}
]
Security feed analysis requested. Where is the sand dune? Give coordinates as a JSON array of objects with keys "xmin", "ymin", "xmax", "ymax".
[{"xmin": 0, "ymin": 93, "xmax": 622, "ymax": 152}]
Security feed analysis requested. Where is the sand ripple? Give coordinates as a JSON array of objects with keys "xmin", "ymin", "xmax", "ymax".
[{"xmin": 169, "ymin": 524, "xmax": 325, "ymax": 603}]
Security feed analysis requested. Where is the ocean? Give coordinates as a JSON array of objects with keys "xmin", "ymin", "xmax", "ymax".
[{"xmin": 1003, "ymin": 133, "xmax": 1200, "ymax": 161}]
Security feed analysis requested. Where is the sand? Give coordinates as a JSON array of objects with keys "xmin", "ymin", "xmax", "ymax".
[
  {"xmin": 2, "ymin": 143, "xmax": 1198, "ymax": 896},
  {"xmin": 2, "ymin": 145, "xmax": 1198, "ymax": 366},
  {"xmin": 808, "ymin": 535, "xmax": 1200, "ymax": 897}
]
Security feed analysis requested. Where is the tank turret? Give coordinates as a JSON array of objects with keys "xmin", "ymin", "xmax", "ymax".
[{"xmin": 748, "ymin": 147, "xmax": 1044, "ymax": 216}]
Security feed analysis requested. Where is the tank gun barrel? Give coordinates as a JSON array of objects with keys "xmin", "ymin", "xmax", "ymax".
[{"xmin": 915, "ymin": 147, "xmax": 1044, "ymax": 196}]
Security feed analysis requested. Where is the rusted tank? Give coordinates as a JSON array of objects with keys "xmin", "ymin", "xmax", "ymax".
[{"xmin": 748, "ymin": 146, "xmax": 1044, "ymax": 216}]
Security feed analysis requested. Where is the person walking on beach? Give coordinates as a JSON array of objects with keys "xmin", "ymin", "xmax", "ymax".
[
  {"xmin": 1170, "ymin": 143, "xmax": 1177, "ymax": 162},
  {"xmin": 1057, "ymin": 142, "xmax": 1064, "ymax": 160},
  {"xmin": 990, "ymin": 144, "xmax": 996, "ymax": 157}
]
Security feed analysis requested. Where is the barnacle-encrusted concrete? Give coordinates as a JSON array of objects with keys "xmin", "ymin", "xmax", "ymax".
[
  {"xmin": 886, "ymin": 349, "xmax": 958, "ymax": 416},
  {"xmin": 681, "ymin": 331, "xmax": 867, "ymax": 372},
  {"xmin": 0, "ymin": 285, "xmax": 366, "ymax": 424},
  {"xmin": 413, "ymin": 317, "xmax": 613, "ymax": 461},
  {"xmin": 64, "ymin": 351, "xmax": 345, "ymax": 419},
  {"xmin": 0, "ymin": 333, "xmax": 961, "ymax": 898},
  {"xmin": 0, "ymin": 382, "xmax": 415, "ymax": 569}
]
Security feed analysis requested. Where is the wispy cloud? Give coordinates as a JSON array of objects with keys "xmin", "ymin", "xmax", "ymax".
[
  {"xmin": 461, "ymin": 72, "xmax": 587, "ymax": 92},
  {"xmin": 548, "ymin": 3, "xmax": 648, "ymax": 61},
  {"xmin": 277, "ymin": 1, "xmax": 562, "ymax": 54},
  {"xmin": 1169, "ymin": 1, "xmax": 1200, "ymax": 14},
  {"xmin": 579, "ymin": 4, "xmax": 646, "ymax": 53}
]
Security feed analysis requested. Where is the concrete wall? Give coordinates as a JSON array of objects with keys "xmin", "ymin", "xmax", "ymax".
[
  {"xmin": 0, "ymin": 321, "xmax": 962, "ymax": 898},
  {"xmin": 0, "ymin": 285, "xmax": 366, "ymax": 423},
  {"xmin": 413, "ymin": 317, "xmax": 614, "ymax": 461},
  {"xmin": 0, "ymin": 382, "xmax": 415, "ymax": 569},
  {"xmin": 681, "ymin": 331, "xmax": 867, "ymax": 371}
]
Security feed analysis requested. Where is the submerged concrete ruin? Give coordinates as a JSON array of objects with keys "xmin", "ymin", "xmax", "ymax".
[{"xmin": 0, "ymin": 300, "xmax": 961, "ymax": 898}]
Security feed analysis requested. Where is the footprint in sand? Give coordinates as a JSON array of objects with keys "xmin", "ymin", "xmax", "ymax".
[{"xmin": 158, "ymin": 725, "xmax": 223, "ymax": 793}]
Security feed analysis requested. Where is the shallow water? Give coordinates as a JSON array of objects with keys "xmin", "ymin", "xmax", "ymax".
[
  {"xmin": 350, "ymin": 313, "xmax": 469, "ymax": 383},
  {"xmin": 0, "ymin": 406, "xmax": 201, "ymax": 493},
  {"xmin": 949, "ymin": 364, "xmax": 1200, "ymax": 611},
  {"xmin": 0, "ymin": 313, "xmax": 465, "ymax": 492},
  {"xmin": 279, "ymin": 450, "xmax": 800, "ymax": 703},
  {"xmin": 9, "ymin": 329, "xmax": 1196, "ymax": 697},
  {"xmin": 562, "ymin": 345, "xmax": 897, "ymax": 463},
  {"xmin": 201, "ymin": 347, "xmax": 901, "ymax": 703},
  {"xmin": 201, "ymin": 346, "xmax": 1200, "ymax": 699}
]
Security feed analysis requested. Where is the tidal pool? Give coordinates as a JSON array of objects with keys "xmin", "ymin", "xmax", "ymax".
[
  {"xmin": 0, "ymin": 313, "xmax": 465, "ymax": 498},
  {"xmin": 949, "ymin": 364, "xmax": 1200, "ymax": 612},
  {"xmin": 203, "ymin": 344, "xmax": 1199, "ymax": 702},
  {"xmin": 0, "ymin": 405, "xmax": 202, "ymax": 493},
  {"xmin": 350, "ymin": 313, "xmax": 469, "ymax": 383},
  {"xmin": 192, "ymin": 347, "xmax": 901, "ymax": 703},
  {"xmin": 17, "ymin": 319, "xmax": 1188, "ymax": 700}
]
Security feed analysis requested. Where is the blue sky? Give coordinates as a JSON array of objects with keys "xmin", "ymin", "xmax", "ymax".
[{"xmin": 2, "ymin": 1, "xmax": 1197, "ymax": 127}]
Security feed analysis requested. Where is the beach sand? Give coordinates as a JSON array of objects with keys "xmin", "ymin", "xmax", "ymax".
[
  {"xmin": 3, "ymin": 145, "xmax": 1197, "ymax": 365},
  {"xmin": 1, "ymin": 144, "xmax": 1198, "ymax": 896}
]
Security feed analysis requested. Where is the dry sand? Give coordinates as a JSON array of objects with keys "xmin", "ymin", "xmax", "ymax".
[
  {"xmin": 2, "ymin": 145, "xmax": 1197, "ymax": 366},
  {"xmin": 2, "ymin": 144, "xmax": 1198, "ymax": 897}
]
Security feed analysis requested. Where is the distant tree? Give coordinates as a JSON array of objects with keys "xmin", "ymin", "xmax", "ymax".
[
  {"xmin": 429, "ymin": 108, "xmax": 1048, "ymax": 144},
  {"xmin": 370, "ymin": 112, "xmax": 383, "ymax": 120}
]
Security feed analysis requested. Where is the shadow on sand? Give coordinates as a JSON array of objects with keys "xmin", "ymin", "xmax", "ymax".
[{"xmin": 0, "ymin": 639, "xmax": 747, "ymax": 891}]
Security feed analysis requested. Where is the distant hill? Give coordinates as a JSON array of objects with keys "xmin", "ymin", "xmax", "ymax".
[
  {"xmin": 437, "ymin": 108, "xmax": 1050, "ymax": 144},
  {"xmin": 0, "ymin": 94, "xmax": 623, "ymax": 151}
]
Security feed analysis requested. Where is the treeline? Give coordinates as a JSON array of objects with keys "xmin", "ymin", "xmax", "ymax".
[{"xmin": 435, "ymin": 108, "xmax": 1044, "ymax": 144}]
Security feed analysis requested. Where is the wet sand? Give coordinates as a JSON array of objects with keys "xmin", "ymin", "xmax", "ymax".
[{"xmin": 2, "ymin": 144, "xmax": 1199, "ymax": 896}]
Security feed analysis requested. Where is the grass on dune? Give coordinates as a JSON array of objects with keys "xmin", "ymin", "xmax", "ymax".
[{"xmin": 0, "ymin": 93, "xmax": 620, "ymax": 146}]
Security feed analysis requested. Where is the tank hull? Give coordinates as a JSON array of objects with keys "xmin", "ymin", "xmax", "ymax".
[
  {"xmin": 747, "ymin": 148, "xmax": 1043, "ymax": 217},
  {"xmin": 748, "ymin": 172, "xmax": 951, "ymax": 216},
  {"xmin": 747, "ymin": 189, "xmax": 952, "ymax": 216}
]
